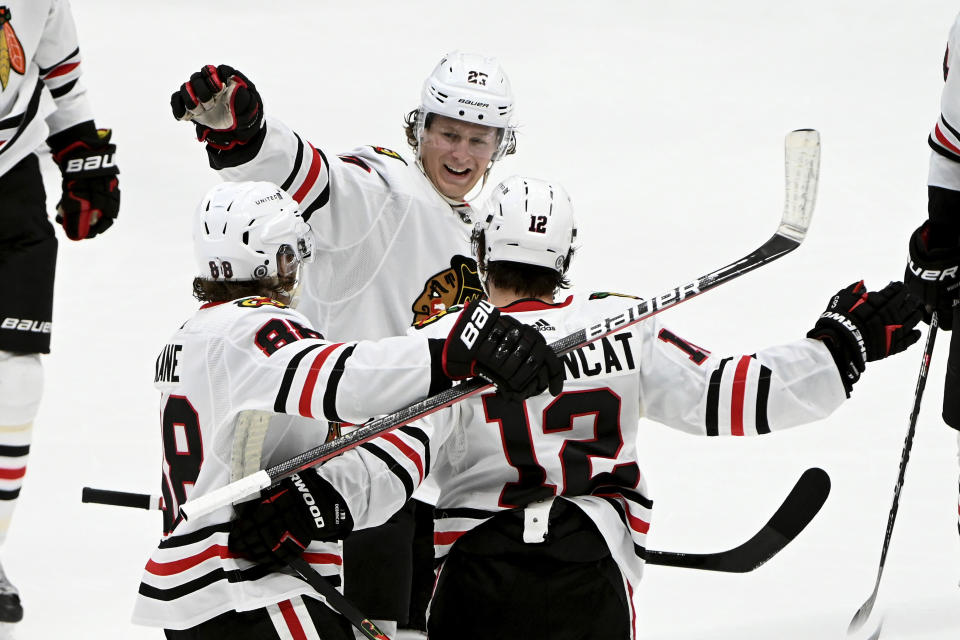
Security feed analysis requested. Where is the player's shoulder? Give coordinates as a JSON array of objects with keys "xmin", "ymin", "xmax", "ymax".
[{"xmin": 338, "ymin": 145, "xmax": 412, "ymax": 172}]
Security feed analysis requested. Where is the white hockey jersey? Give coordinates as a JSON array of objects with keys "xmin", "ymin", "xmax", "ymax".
[
  {"xmin": 927, "ymin": 11, "xmax": 960, "ymax": 192},
  {"xmin": 132, "ymin": 296, "xmax": 448, "ymax": 630},
  {"xmin": 310, "ymin": 293, "xmax": 848, "ymax": 635},
  {"xmin": 211, "ymin": 116, "xmax": 484, "ymax": 341},
  {"xmin": 0, "ymin": 0, "xmax": 94, "ymax": 177}
]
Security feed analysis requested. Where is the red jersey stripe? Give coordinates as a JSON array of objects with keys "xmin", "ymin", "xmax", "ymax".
[
  {"xmin": 730, "ymin": 355, "xmax": 752, "ymax": 436},
  {"xmin": 144, "ymin": 544, "xmax": 236, "ymax": 576},
  {"xmin": 0, "ymin": 467, "xmax": 26, "ymax": 480},
  {"xmin": 299, "ymin": 343, "xmax": 343, "ymax": 418},
  {"xmin": 382, "ymin": 433, "xmax": 424, "ymax": 482},
  {"xmin": 936, "ymin": 123, "xmax": 960, "ymax": 155},
  {"xmin": 44, "ymin": 61, "xmax": 80, "ymax": 79},
  {"xmin": 278, "ymin": 599, "xmax": 309, "ymax": 640},
  {"xmin": 434, "ymin": 530, "xmax": 467, "ymax": 545},
  {"xmin": 292, "ymin": 144, "xmax": 324, "ymax": 203}
]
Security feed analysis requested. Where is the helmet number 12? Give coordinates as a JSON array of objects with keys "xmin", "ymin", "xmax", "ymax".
[{"xmin": 529, "ymin": 215, "xmax": 547, "ymax": 234}]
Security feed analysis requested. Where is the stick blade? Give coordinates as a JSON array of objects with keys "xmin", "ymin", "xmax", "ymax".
[
  {"xmin": 779, "ymin": 128, "xmax": 821, "ymax": 242},
  {"xmin": 646, "ymin": 467, "xmax": 830, "ymax": 572},
  {"xmin": 848, "ymin": 592, "xmax": 878, "ymax": 635}
]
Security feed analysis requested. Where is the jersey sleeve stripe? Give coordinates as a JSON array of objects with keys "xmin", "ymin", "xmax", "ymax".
[
  {"xmin": 280, "ymin": 134, "xmax": 305, "ymax": 191},
  {"xmin": 381, "ymin": 433, "xmax": 425, "ymax": 482},
  {"xmin": 398, "ymin": 425, "xmax": 431, "ymax": 475},
  {"xmin": 49, "ymin": 78, "xmax": 78, "ymax": 99},
  {"xmin": 145, "ymin": 543, "xmax": 236, "ymax": 576},
  {"xmin": 705, "ymin": 357, "xmax": 732, "ymax": 436},
  {"xmin": 37, "ymin": 48, "xmax": 80, "ymax": 75},
  {"xmin": 730, "ymin": 355, "xmax": 752, "ymax": 436},
  {"xmin": 43, "ymin": 61, "xmax": 80, "ymax": 79},
  {"xmin": 321, "ymin": 345, "xmax": 356, "ymax": 423},
  {"xmin": 274, "ymin": 344, "xmax": 325, "ymax": 413},
  {"xmin": 755, "ymin": 365, "xmax": 772, "ymax": 434},
  {"xmin": 299, "ymin": 343, "xmax": 344, "ymax": 418},
  {"xmin": 291, "ymin": 143, "xmax": 324, "ymax": 203},
  {"xmin": 934, "ymin": 121, "xmax": 960, "ymax": 156},
  {"xmin": 359, "ymin": 442, "xmax": 415, "ymax": 501},
  {"xmin": 0, "ymin": 445, "xmax": 29, "ymax": 458}
]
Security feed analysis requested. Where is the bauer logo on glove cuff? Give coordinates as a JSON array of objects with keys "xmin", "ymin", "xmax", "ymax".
[
  {"xmin": 458, "ymin": 299, "xmax": 495, "ymax": 350},
  {"xmin": 907, "ymin": 258, "xmax": 958, "ymax": 282},
  {"xmin": 64, "ymin": 153, "xmax": 117, "ymax": 175}
]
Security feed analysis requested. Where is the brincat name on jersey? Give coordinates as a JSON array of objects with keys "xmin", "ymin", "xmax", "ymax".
[
  {"xmin": 585, "ymin": 281, "xmax": 700, "ymax": 340},
  {"xmin": 562, "ymin": 333, "xmax": 636, "ymax": 379}
]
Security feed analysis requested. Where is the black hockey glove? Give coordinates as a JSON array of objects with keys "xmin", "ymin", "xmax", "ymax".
[
  {"xmin": 228, "ymin": 470, "xmax": 353, "ymax": 565},
  {"xmin": 171, "ymin": 64, "xmax": 263, "ymax": 150},
  {"xmin": 807, "ymin": 281, "xmax": 923, "ymax": 395},
  {"xmin": 904, "ymin": 222, "xmax": 960, "ymax": 331},
  {"xmin": 443, "ymin": 299, "xmax": 564, "ymax": 402},
  {"xmin": 48, "ymin": 123, "xmax": 120, "ymax": 241}
]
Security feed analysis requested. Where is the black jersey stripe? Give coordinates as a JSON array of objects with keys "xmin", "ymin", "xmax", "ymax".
[
  {"xmin": 300, "ymin": 148, "xmax": 332, "ymax": 220},
  {"xmin": 0, "ymin": 445, "xmax": 29, "ymax": 458},
  {"xmin": 398, "ymin": 425, "xmax": 431, "ymax": 476},
  {"xmin": 322, "ymin": 345, "xmax": 356, "ymax": 423},
  {"xmin": 274, "ymin": 343, "xmax": 325, "ymax": 413},
  {"xmin": 592, "ymin": 484, "xmax": 653, "ymax": 510},
  {"xmin": 139, "ymin": 565, "xmax": 340, "ymax": 602},
  {"xmin": 929, "ymin": 134, "xmax": 960, "ymax": 163},
  {"xmin": 38, "ymin": 48, "xmax": 79, "ymax": 75},
  {"xmin": 755, "ymin": 364, "xmax": 772, "ymax": 434},
  {"xmin": 280, "ymin": 134, "xmax": 306, "ymax": 191},
  {"xmin": 158, "ymin": 522, "xmax": 232, "ymax": 549},
  {"xmin": 0, "ymin": 489, "xmax": 20, "ymax": 501},
  {"xmin": 706, "ymin": 357, "xmax": 732, "ymax": 436},
  {"xmin": 0, "ymin": 80, "xmax": 43, "ymax": 158},
  {"xmin": 49, "ymin": 78, "xmax": 78, "ymax": 99},
  {"xmin": 359, "ymin": 442, "xmax": 415, "ymax": 500}
]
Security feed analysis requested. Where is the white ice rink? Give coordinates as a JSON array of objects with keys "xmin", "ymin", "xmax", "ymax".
[{"xmin": 7, "ymin": 1, "xmax": 960, "ymax": 637}]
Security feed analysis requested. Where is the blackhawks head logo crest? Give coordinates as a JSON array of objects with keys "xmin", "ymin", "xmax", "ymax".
[
  {"xmin": 0, "ymin": 7, "xmax": 26, "ymax": 91},
  {"xmin": 411, "ymin": 254, "xmax": 483, "ymax": 324}
]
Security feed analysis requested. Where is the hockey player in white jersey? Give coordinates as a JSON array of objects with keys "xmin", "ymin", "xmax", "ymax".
[
  {"xmin": 903, "ymin": 11, "xmax": 960, "ymax": 541},
  {"xmin": 229, "ymin": 176, "xmax": 924, "ymax": 639},
  {"xmin": 0, "ymin": 0, "xmax": 120, "ymax": 624},
  {"xmin": 131, "ymin": 181, "xmax": 563, "ymax": 638},
  {"xmin": 169, "ymin": 52, "xmax": 517, "ymax": 636}
]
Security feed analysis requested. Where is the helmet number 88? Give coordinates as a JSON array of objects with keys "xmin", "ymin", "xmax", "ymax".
[{"xmin": 208, "ymin": 260, "xmax": 234, "ymax": 279}]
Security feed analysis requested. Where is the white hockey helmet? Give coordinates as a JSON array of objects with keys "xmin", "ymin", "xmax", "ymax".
[
  {"xmin": 417, "ymin": 51, "xmax": 516, "ymax": 161},
  {"xmin": 193, "ymin": 181, "xmax": 313, "ymax": 283},
  {"xmin": 477, "ymin": 175, "xmax": 577, "ymax": 273}
]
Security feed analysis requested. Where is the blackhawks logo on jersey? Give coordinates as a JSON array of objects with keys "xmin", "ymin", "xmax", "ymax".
[
  {"xmin": 236, "ymin": 296, "xmax": 288, "ymax": 309},
  {"xmin": 410, "ymin": 255, "xmax": 483, "ymax": 325},
  {"xmin": 0, "ymin": 7, "xmax": 26, "ymax": 90}
]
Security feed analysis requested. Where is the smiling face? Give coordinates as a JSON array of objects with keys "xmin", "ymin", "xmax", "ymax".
[{"xmin": 420, "ymin": 115, "xmax": 501, "ymax": 200}]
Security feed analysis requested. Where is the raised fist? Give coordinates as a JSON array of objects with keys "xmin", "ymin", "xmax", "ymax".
[{"xmin": 171, "ymin": 64, "xmax": 263, "ymax": 150}]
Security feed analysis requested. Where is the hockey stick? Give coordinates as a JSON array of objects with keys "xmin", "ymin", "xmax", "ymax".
[
  {"xmin": 286, "ymin": 557, "xmax": 391, "ymax": 640},
  {"xmin": 82, "ymin": 467, "xmax": 828, "ymax": 574},
  {"xmin": 179, "ymin": 128, "xmax": 820, "ymax": 522},
  {"xmin": 645, "ymin": 467, "xmax": 830, "ymax": 572},
  {"xmin": 848, "ymin": 313, "xmax": 939, "ymax": 634}
]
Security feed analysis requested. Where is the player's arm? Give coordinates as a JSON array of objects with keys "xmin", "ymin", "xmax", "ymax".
[
  {"xmin": 170, "ymin": 65, "xmax": 334, "ymax": 221},
  {"xmin": 641, "ymin": 281, "xmax": 921, "ymax": 436},
  {"xmin": 38, "ymin": 0, "xmax": 119, "ymax": 240},
  {"xmin": 906, "ymin": 17, "xmax": 960, "ymax": 329}
]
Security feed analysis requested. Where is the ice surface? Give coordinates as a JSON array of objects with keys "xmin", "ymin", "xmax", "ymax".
[{"xmin": 9, "ymin": 1, "xmax": 960, "ymax": 638}]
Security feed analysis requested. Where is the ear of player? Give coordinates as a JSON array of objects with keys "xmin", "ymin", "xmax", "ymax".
[
  {"xmin": 904, "ymin": 221, "xmax": 960, "ymax": 331},
  {"xmin": 227, "ymin": 471, "xmax": 353, "ymax": 565},
  {"xmin": 170, "ymin": 64, "xmax": 264, "ymax": 150},
  {"xmin": 443, "ymin": 299, "xmax": 564, "ymax": 401},
  {"xmin": 806, "ymin": 281, "xmax": 923, "ymax": 395},
  {"xmin": 48, "ymin": 124, "xmax": 120, "ymax": 241}
]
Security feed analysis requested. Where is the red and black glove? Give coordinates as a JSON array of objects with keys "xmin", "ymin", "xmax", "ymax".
[
  {"xmin": 48, "ymin": 123, "xmax": 120, "ymax": 241},
  {"xmin": 443, "ymin": 298, "xmax": 564, "ymax": 401},
  {"xmin": 228, "ymin": 470, "xmax": 353, "ymax": 565},
  {"xmin": 807, "ymin": 281, "xmax": 923, "ymax": 395},
  {"xmin": 171, "ymin": 64, "xmax": 263, "ymax": 151}
]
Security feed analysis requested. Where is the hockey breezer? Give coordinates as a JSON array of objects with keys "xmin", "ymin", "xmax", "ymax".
[
  {"xmin": 179, "ymin": 128, "xmax": 821, "ymax": 522},
  {"xmin": 82, "ymin": 467, "xmax": 830, "ymax": 575}
]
